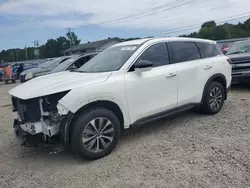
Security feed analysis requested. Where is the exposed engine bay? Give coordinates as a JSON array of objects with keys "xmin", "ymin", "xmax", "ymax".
[{"xmin": 12, "ymin": 91, "xmax": 70, "ymax": 145}]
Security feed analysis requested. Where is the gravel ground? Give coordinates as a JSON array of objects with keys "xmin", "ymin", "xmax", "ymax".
[{"xmin": 0, "ymin": 81, "xmax": 249, "ymax": 188}]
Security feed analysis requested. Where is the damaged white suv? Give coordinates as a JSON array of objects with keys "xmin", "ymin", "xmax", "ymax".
[{"xmin": 9, "ymin": 37, "xmax": 231, "ymax": 160}]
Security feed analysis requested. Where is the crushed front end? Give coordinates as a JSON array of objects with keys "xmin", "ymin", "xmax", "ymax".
[{"xmin": 12, "ymin": 91, "xmax": 70, "ymax": 146}]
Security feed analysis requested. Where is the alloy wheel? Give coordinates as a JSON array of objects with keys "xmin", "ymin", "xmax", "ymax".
[
  {"xmin": 209, "ymin": 87, "xmax": 223, "ymax": 111},
  {"xmin": 82, "ymin": 117, "xmax": 115, "ymax": 153}
]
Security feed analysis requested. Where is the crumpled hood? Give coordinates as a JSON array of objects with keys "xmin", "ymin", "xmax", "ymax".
[
  {"xmin": 21, "ymin": 67, "xmax": 50, "ymax": 75},
  {"xmin": 9, "ymin": 71, "xmax": 112, "ymax": 100}
]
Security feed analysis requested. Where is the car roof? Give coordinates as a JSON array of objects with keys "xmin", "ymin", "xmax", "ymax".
[{"xmin": 113, "ymin": 37, "xmax": 216, "ymax": 47}]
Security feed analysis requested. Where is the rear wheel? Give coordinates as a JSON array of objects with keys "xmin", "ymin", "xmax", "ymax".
[
  {"xmin": 200, "ymin": 81, "xmax": 225, "ymax": 114},
  {"xmin": 70, "ymin": 108, "xmax": 121, "ymax": 160}
]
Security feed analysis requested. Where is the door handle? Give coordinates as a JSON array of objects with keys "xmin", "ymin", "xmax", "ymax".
[
  {"xmin": 166, "ymin": 73, "xmax": 177, "ymax": 78},
  {"xmin": 204, "ymin": 65, "xmax": 212, "ymax": 70}
]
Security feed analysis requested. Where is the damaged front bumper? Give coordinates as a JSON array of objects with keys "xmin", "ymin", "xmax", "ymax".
[
  {"xmin": 13, "ymin": 117, "xmax": 61, "ymax": 145},
  {"xmin": 11, "ymin": 93, "xmax": 73, "ymax": 146},
  {"xmin": 13, "ymin": 118, "xmax": 60, "ymax": 137}
]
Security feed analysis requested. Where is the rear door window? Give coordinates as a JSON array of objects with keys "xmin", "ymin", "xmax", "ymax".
[
  {"xmin": 196, "ymin": 42, "xmax": 222, "ymax": 58},
  {"xmin": 169, "ymin": 42, "xmax": 201, "ymax": 63}
]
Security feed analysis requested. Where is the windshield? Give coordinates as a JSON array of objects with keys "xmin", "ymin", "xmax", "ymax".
[
  {"xmin": 226, "ymin": 40, "xmax": 250, "ymax": 55},
  {"xmin": 77, "ymin": 45, "xmax": 139, "ymax": 73},
  {"xmin": 50, "ymin": 56, "xmax": 78, "ymax": 73},
  {"xmin": 38, "ymin": 57, "xmax": 64, "ymax": 69}
]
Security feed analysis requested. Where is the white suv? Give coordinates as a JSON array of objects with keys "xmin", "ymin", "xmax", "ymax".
[{"xmin": 9, "ymin": 37, "xmax": 232, "ymax": 160}]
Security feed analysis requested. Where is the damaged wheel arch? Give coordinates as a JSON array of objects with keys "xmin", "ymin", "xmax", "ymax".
[{"xmin": 61, "ymin": 100, "xmax": 125, "ymax": 146}]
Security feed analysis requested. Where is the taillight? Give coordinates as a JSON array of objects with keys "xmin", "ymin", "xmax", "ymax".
[{"xmin": 226, "ymin": 58, "xmax": 232, "ymax": 65}]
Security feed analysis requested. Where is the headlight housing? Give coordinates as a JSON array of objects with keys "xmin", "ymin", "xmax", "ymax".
[{"xmin": 25, "ymin": 72, "xmax": 33, "ymax": 80}]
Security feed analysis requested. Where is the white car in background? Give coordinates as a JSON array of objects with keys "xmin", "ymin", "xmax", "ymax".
[{"xmin": 9, "ymin": 37, "xmax": 231, "ymax": 160}]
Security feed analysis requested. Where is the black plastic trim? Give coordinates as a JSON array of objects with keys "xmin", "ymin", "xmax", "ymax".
[
  {"xmin": 60, "ymin": 112, "xmax": 74, "ymax": 146},
  {"xmin": 131, "ymin": 103, "xmax": 196, "ymax": 127}
]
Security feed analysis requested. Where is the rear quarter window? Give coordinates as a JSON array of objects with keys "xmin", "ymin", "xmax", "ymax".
[{"xmin": 196, "ymin": 42, "xmax": 223, "ymax": 58}]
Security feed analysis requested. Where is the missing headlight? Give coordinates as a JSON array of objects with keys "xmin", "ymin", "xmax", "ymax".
[
  {"xmin": 42, "ymin": 91, "xmax": 70, "ymax": 112},
  {"xmin": 49, "ymin": 111, "xmax": 64, "ymax": 124}
]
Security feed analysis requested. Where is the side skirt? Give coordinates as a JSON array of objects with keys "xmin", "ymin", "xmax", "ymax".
[{"xmin": 131, "ymin": 104, "xmax": 197, "ymax": 127}]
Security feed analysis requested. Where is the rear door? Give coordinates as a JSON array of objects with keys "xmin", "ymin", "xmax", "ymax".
[
  {"xmin": 168, "ymin": 41, "xmax": 203, "ymax": 106},
  {"xmin": 195, "ymin": 42, "xmax": 225, "ymax": 96},
  {"xmin": 169, "ymin": 41, "xmax": 223, "ymax": 106}
]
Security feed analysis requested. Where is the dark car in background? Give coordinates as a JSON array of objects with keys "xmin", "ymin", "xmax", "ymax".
[
  {"xmin": 226, "ymin": 40, "xmax": 250, "ymax": 84},
  {"xmin": 12, "ymin": 61, "xmax": 43, "ymax": 79},
  {"xmin": 49, "ymin": 53, "xmax": 97, "ymax": 74},
  {"xmin": 20, "ymin": 56, "xmax": 70, "ymax": 83},
  {"xmin": 0, "ymin": 60, "xmax": 44, "ymax": 82}
]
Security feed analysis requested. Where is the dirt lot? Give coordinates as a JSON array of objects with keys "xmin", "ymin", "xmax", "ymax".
[{"xmin": 0, "ymin": 82, "xmax": 249, "ymax": 188}]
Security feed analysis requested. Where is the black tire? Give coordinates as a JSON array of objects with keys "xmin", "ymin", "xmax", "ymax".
[
  {"xmin": 70, "ymin": 107, "xmax": 121, "ymax": 160},
  {"xmin": 200, "ymin": 81, "xmax": 225, "ymax": 115},
  {"xmin": 12, "ymin": 79, "xmax": 16, "ymax": 83},
  {"xmin": 4, "ymin": 80, "xmax": 8, "ymax": 84}
]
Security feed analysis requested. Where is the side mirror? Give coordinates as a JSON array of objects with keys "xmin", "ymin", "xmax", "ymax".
[{"xmin": 134, "ymin": 60, "xmax": 153, "ymax": 72}]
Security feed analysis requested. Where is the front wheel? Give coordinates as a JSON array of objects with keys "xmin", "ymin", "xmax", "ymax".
[
  {"xmin": 70, "ymin": 108, "xmax": 121, "ymax": 160},
  {"xmin": 200, "ymin": 81, "xmax": 225, "ymax": 114}
]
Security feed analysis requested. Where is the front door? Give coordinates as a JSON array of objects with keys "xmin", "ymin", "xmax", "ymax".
[{"xmin": 125, "ymin": 42, "xmax": 178, "ymax": 124}]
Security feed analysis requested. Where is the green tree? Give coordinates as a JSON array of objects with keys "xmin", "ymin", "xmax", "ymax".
[
  {"xmin": 182, "ymin": 18, "xmax": 250, "ymax": 40},
  {"xmin": 42, "ymin": 39, "xmax": 58, "ymax": 58},
  {"xmin": 180, "ymin": 32, "xmax": 198, "ymax": 38},
  {"xmin": 243, "ymin": 18, "xmax": 250, "ymax": 30},
  {"xmin": 41, "ymin": 36, "xmax": 70, "ymax": 58},
  {"xmin": 199, "ymin": 27, "xmax": 214, "ymax": 39},
  {"xmin": 66, "ymin": 31, "xmax": 81, "ymax": 48},
  {"xmin": 201, "ymin": 21, "xmax": 216, "ymax": 28},
  {"xmin": 212, "ymin": 25, "xmax": 231, "ymax": 40}
]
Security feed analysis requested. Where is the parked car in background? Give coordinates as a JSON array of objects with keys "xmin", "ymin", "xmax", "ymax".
[
  {"xmin": 49, "ymin": 53, "xmax": 97, "ymax": 74},
  {"xmin": 221, "ymin": 44, "xmax": 231, "ymax": 54},
  {"xmin": 2, "ymin": 65, "xmax": 17, "ymax": 84},
  {"xmin": 10, "ymin": 37, "xmax": 231, "ymax": 160},
  {"xmin": 20, "ymin": 56, "xmax": 71, "ymax": 83},
  {"xmin": 0, "ymin": 68, "xmax": 4, "ymax": 81},
  {"xmin": 12, "ymin": 61, "xmax": 42, "ymax": 79},
  {"xmin": 226, "ymin": 40, "xmax": 250, "ymax": 84}
]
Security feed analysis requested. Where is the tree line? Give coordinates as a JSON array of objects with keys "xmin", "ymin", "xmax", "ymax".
[
  {"xmin": 0, "ymin": 31, "xmax": 81, "ymax": 62},
  {"xmin": 181, "ymin": 18, "xmax": 250, "ymax": 40},
  {"xmin": 1, "ymin": 17, "xmax": 250, "ymax": 62}
]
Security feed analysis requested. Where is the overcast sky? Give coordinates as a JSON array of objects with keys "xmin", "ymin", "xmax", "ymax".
[{"xmin": 0, "ymin": 0, "xmax": 249, "ymax": 50}]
